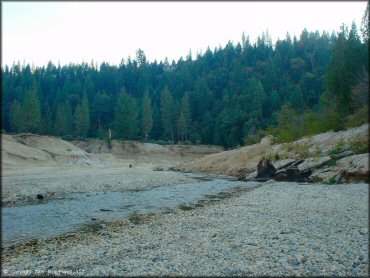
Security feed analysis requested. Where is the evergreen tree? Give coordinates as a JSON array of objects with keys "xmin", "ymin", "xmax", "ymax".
[
  {"xmin": 2, "ymin": 19, "xmax": 368, "ymax": 147},
  {"xmin": 141, "ymin": 91, "xmax": 153, "ymax": 140},
  {"xmin": 178, "ymin": 93, "xmax": 191, "ymax": 141},
  {"xmin": 41, "ymin": 104, "xmax": 53, "ymax": 135},
  {"xmin": 80, "ymin": 91, "xmax": 90, "ymax": 137},
  {"xmin": 74, "ymin": 104, "xmax": 83, "ymax": 137},
  {"xmin": 113, "ymin": 88, "xmax": 139, "ymax": 139},
  {"xmin": 55, "ymin": 101, "xmax": 73, "ymax": 136},
  {"xmin": 21, "ymin": 89, "xmax": 41, "ymax": 133},
  {"xmin": 160, "ymin": 86, "xmax": 175, "ymax": 142},
  {"xmin": 9, "ymin": 100, "xmax": 23, "ymax": 133}
]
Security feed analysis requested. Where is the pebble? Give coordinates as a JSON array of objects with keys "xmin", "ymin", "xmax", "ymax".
[{"xmin": 2, "ymin": 182, "xmax": 368, "ymax": 277}]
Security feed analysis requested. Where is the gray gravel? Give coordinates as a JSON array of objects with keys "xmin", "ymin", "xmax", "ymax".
[
  {"xmin": 2, "ymin": 182, "xmax": 368, "ymax": 276},
  {"xmin": 2, "ymin": 165, "xmax": 195, "ymax": 205}
]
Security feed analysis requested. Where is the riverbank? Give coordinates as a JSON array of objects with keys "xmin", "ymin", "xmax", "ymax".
[
  {"xmin": 2, "ymin": 181, "xmax": 368, "ymax": 276},
  {"xmin": 2, "ymin": 164, "xmax": 198, "ymax": 205},
  {"xmin": 174, "ymin": 124, "xmax": 369, "ymax": 183}
]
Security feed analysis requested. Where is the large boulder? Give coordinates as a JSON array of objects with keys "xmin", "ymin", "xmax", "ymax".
[
  {"xmin": 336, "ymin": 153, "xmax": 369, "ymax": 182},
  {"xmin": 298, "ymin": 156, "xmax": 331, "ymax": 171}
]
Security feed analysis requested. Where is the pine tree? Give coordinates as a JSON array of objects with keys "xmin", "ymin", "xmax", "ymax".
[
  {"xmin": 41, "ymin": 104, "xmax": 53, "ymax": 135},
  {"xmin": 160, "ymin": 86, "xmax": 175, "ymax": 142},
  {"xmin": 80, "ymin": 91, "xmax": 90, "ymax": 137},
  {"xmin": 55, "ymin": 101, "xmax": 73, "ymax": 136},
  {"xmin": 178, "ymin": 93, "xmax": 191, "ymax": 141},
  {"xmin": 113, "ymin": 88, "xmax": 139, "ymax": 139},
  {"xmin": 141, "ymin": 91, "xmax": 153, "ymax": 140},
  {"xmin": 177, "ymin": 111, "xmax": 186, "ymax": 142},
  {"xmin": 9, "ymin": 100, "xmax": 23, "ymax": 133},
  {"xmin": 360, "ymin": 2, "xmax": 369, "ymax": 43},
  {"xmin": 74, "ymin": 104, "xmax": 83, "ymax": 137},
  {"xmin": 21, "ymin": 89, "xmax": 41, "ymax": 133}
]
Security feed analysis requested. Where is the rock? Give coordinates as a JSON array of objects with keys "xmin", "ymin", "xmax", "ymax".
[
  {"xmin": 129, "ymin": 164, "xmax": 132, "ymax": 168},
  {"xmin": 100, "ymin": 209, "xmax": 113, "ymax": 212},
  {"xmin": 332, "ymin": 150, "xmax": 354, "ymax": 159},
  {"xmin": 308, "ymin": 167, "xmax": 339, "ymax": 183},
  {"xmin": 275, "ymin": 159, "xmax": 296, "ymax": 170},
  {"xmin": 260, "ymin": 135, "xmax": 274, "ymax": 146},
  {"xmin": 36, "ymin": 194, "xmax": 44, "ymax": 200},
  {"xmin": 298, "ymin": 156, "xmax": 332, "ymax": 171},
  {"xmin": 225, "ymin": 266, "xmax": 238, "ymax": 276},
  {"xmin": 336, "ymin": 153, "xmax": 369, "ymax": 182},
  {"xmin": 256, "ymin": 159, "xmax": 276, "ymax": 179}
]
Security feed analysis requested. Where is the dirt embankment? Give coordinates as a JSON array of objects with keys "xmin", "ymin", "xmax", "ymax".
[
  {"xmin": 72, "ymin": 139, "xmax": 223, "ymax": 164},
  {"xmin": 1, "ymin": 134, "xmax": 223, "ymax": 169},
  {"xmin": 174, "ymin": 124, "xmax": 369, "ymax": 183},
  {"xmin": 2, "ymin": 134, "xmax": 91, "ymax": 168}
]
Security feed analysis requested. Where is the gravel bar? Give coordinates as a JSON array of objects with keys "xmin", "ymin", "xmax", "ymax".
[{"xmin": 2, "ymin": 182, "xmax": 368, "ymax": 276}]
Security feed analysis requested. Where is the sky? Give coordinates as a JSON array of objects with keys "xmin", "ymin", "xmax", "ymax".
[{"xmin": 2, "ymin": 1, "xmax": 367, "ymax": 68}]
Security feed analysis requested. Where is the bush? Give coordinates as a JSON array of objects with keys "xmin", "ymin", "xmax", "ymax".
[
  {"xmin": 346, "ymin": 105, "xmax": 368, "ymax": 128},
  {"xmin": 349, "ymin": 137, "xmax": 369, "ymax": 154}
]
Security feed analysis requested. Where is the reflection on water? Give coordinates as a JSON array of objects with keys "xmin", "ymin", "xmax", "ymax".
[{"xmin": 2, "ymin": 174, "xmax": 259, "ymax": 247}]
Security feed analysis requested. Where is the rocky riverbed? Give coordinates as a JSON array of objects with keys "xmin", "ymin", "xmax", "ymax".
[
  {"xmin": 2, "ymin": 164, "xmax": 197, "ymax": 205},
  {"xmin": 2, "ymin": 181, "xmax": 368, "ymax": 277}
]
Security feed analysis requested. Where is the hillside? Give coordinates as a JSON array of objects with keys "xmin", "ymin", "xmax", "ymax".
[{"xmin": 173, "ymin": 124, "xmax": 369, "ymax": 183}]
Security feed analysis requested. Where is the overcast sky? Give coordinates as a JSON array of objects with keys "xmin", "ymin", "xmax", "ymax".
[{"xmin": 2, "ymin": 1, "xmax": 367, "ymax": 67}]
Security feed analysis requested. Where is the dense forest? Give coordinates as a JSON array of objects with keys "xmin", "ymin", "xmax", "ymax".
[{"xmin": 1, "ymin": 7, "xmax": 368, "ymax": 148}]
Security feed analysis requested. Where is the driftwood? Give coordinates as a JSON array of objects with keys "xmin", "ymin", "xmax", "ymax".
[{"xmin": 254, "ymin": 159, "xmax": 313, "ymax": 182}]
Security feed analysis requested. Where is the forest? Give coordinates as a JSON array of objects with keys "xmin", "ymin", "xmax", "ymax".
[{"xmin": 1, "ymin": 7, "xmax": 368, "ymax": 148}]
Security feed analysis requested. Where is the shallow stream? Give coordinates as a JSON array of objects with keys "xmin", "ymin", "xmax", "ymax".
[{"xmin": 2, "ymin": 173, "xmax": 260, "ymax": 247}]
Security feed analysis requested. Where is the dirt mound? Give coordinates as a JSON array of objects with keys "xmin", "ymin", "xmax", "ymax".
[
  {"xmin": 174, "ymin": 124, "xmax": 369, "ymax": 183},
  {"xmin": 2, "ymin": 134, "xmax": 52, "ymax": 166},
  {"xmin": 2, "ymin": 133, "xmax": 90, "ymax": 168}
]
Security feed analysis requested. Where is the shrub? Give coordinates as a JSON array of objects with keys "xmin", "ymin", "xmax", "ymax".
[
  {"xmin": 326, "ymin": 177, "xmax": 337, "ymax": 184},
  {"xmin": 349, "ymin": 137, "xmax": 369, "ymax": 154}
]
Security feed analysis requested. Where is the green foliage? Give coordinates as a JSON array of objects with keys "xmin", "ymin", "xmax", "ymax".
[
  {"xmin": 271, "ymin": 104, "xmax": 302, "ymax": 143},
  {"xmin": 1, "ymin": 12, "xmax": 368, "ymax": 146},
  {"xmin": 55, "ymin": 101, "xmax": 73, "ymax": 136},
  {"xmin": 21, "ymin": 89, "xmax": 41, "ymax": 133},
  {"xmin": 349, "ymin": 137, "xmax": 369, "ymax": 154},
  {"xmin": 160, "ymin": 86, "xmax": 175, "ymax": 142},
  {"xmin": 329, "ymin": 139, "xmax": 347, "ymax": 155},
  {"xmin": 9, "ymin": 100, "xmax": 22, "ymax": 133},
  {"xmin": 178, "ymin": 94, "xmax": 191, "ymax": 142},
  {"xmin": 326, "ymin": 177, "xmax": 337, "ymax": 185},
  {"xmin": 141, "ymin": 91, "xmax": 153, "ymax": 140},
  {"xmin": 113, "ymin": 88, "xmax": 139, "ymax": 139}
]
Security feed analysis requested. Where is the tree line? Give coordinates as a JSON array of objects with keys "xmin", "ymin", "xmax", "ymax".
[{"xmin": 2, "ymin": 6, "xmax": 368, "ymax": 148}]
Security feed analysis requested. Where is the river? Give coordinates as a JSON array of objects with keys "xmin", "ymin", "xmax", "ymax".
[{"xmin": 2, "ymin": 173, "xmax": 261, "ymax": 247}]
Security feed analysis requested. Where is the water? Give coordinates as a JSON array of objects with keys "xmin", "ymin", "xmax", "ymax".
[{"xmin": 2, "ymin": 174, "xmax": 260, "ymax": 247}]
